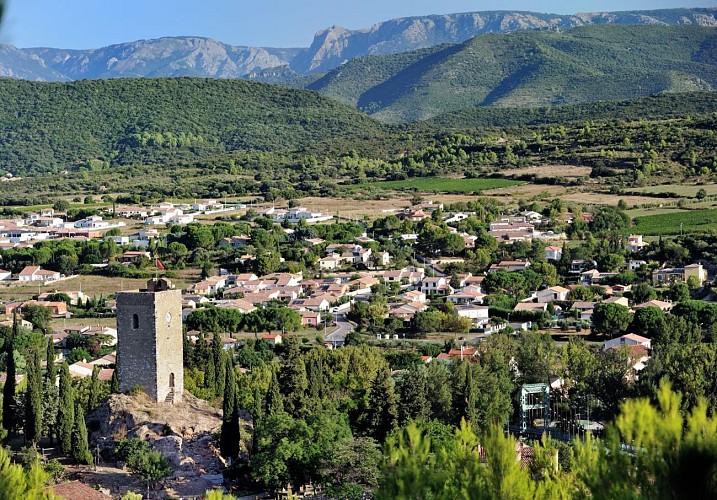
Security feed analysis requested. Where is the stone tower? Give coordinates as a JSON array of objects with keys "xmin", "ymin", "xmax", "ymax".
[{"xmin": 116, "ymin": 278, "xmax": 183, "ymax": 403}]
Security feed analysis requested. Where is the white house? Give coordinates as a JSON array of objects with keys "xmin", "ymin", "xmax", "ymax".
[
  {"xmin": 626, "ymin": 235, "xmax": 647, "ymax": 253},
  {"xmin": 545, "ymin": 245, "xmax": 563, "ymax": 261},
  {"xmin": 536, "ymin": 286, "xmax": 570, "ymax": 303},
  {"xmin": 0, "ymin": 269, "xmax": 11, "ymax": 281},
  {"xmin": 75, "ymin": 216, "xmax": 110, "ymax": 229},
  {"xmin": 420, "ymin": 277, "xmax": 452, "ymax": 296},
  {"xmin": 18, "ymin": 266, "xmax": 61, "ymax": 282},
  {"xmin": 628, "ymin": 259, "xmax": 647, "ymax": 272},
  {"xmin": 604, "ymin": 333, "xmax": 651, "ymax": 351},
  {"xmin": 455, "ymin": 305, "xmax": 489, "ymax": 323}
]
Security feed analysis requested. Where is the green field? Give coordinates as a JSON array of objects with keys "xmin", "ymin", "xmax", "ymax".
[
  {"xmin": 632, "ymin": 184, "xmax": 717, "ymax": 197},
  {"xmin": 632, "ymin": 209, "xmax": 717, "ymax": 235},
  {"xmin": 362, "ymin": 177, "xmax": 522, "ymax": 193}
]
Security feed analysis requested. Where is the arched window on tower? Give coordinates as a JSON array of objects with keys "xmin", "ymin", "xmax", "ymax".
[{"xmin": 132, "ymin": 313, "xmax": 139, "ymax": 329}]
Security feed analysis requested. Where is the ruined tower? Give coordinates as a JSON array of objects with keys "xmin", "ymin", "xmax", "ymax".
[{"xmin": 116, "ymin": 278, "xmax": 183, "ymax": 403}]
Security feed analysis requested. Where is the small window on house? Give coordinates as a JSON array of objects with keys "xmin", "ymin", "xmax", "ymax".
[{"xmin": 132, "ymin": 314, "xmax": 139, "ymax": 329}]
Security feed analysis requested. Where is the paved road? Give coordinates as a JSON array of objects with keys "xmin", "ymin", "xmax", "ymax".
[{"xmin": 325, "ymin": 314, "xmax": 354, "ymax": 346}]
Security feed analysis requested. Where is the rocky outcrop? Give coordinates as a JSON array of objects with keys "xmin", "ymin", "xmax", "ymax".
[{"xmin": 88, "ymin": 392, "xmax": 224, "ymax": 483}]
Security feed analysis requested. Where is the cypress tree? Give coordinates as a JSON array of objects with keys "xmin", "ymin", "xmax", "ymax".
[
  {"xmin": 24, "ymin": 348, "xmax": 43, "ymax": 444},
  {"xmin": 45, "ymin": 337, "xmax": 57, "ymax": 383},
  {"xmin": 110, "ymin": 367, "xmax": 119, "ymax": 394},
  {"xmin": 396, "ymin": 369, "xmax": 429, "ymax": 424},
  {"xmin": 366, "ymin": 366, "xmax": 398, "ymax": 442},
  {"xmin": 182, "ymin": 330, "xmax": 193, "ymax": 368},
  {"xmin": 42, "ymin": 367, "xmax": 59, "ymax": 446},
  {"xmin": 281, "ymin": 357, "xmax": 308, "ymax": 417},
  {"xmin": 252, "ymin": 387, "xmax": 263, "ymax": 423},
  {"xmin": 71, "ymin": 403, "xmax": 93, "ymax": 465},
  {"xmin": 87, "ymin": 366, "xmax": 101, "ymax": 412},
  {"xmin": 265, "ymin": 371, "xmax": 283, "ymax": 416},
  {"xmin": 204, "ymin": 347, "xmax": 216, "ymax": 397},
  {"xmin": 57, "ymin": 363, "xmax": 75, "ymax": 454},
  {"xmin": 212, "ymin": 335, "xmax": 226, "ymax": 397},
  {"xmin": 220, "ymin": 359, "xmax": 240, "ymax": 460},
  {"xmin": 2, "ymin": 314, "xmax": 17, "ymax": 434}
]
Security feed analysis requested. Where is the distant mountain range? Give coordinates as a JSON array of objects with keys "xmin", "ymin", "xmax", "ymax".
[{"xmin": 1, "ymin": 8, "xmax": 716, "ymax": 81}]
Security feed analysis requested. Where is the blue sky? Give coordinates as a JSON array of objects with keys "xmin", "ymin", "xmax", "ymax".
[{"xmin": 2, "ymin": 1, "xmax": 714, "ymax": 49}]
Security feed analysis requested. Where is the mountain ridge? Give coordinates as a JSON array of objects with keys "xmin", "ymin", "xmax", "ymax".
[
  {"xmin": 1, "ymin": 7, "xmax": 716, "ymax": 81},
  {"xmin": 305, "ymin": 24, "xmax": 717, "ymax": 121}
]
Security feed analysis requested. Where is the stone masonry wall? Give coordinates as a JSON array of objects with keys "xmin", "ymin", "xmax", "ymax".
[{"xmin": 116, "ymin": 288, "xmax": 183, "ymax": 403}]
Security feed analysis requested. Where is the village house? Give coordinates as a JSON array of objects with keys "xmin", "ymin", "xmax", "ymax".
[
  {"xmin": 262, "ymin": 333, "xmax": 282, "ymax": 345},
  {"xmin": 214, "ymin": 298, "xmax": 257, "ymax": 314},
  {"xmin": 381, "ymin": 268, "xmax": 425, "ymax": 286},
  {"xmin": 632, "ymin": 299, "xmax": 674, "ymax": 312},
  {"xmin": 652, "ymin": 263, "xmax": 707, "ymax": 286},
  {"xmin": 488, "ymin": 260, "xmax": 531, "ymax": 273},
  {"xmin": 447, "ymin": 287, "xmax": 486, "ymax": 304},
  {"xmin": 545, "ymin": 245, "xmax": 563, "ymax": 261},
  {"xmin": 605, "ymin": 333, "xmax": 651, "ymax": 351},
  {"xmin": 115, "ymin": 206, "xmax": 149, "ymax": 218},
  {"xmin": 488, "ymin": 220, "xmax": 535, "ymax": 242},
  {"xmin": 419, "ymin": 276, "xmax": 453, "ymax": 296},
  {"xmin": 513, "ymin": 302, "xmax": 549, "ymax": 313},
  {"xmin": 388, "ymin": 302, "xmax": 429, "ymax": 322},
  {"xmin": 626, "ymin": 234, "xmax": 647, "ymax": 253},
  {"xmin": 454, "ymin": 305, "xmax": 490, "ymax": 324},
  {"xmin": 628, "ymin": 259, "xmax": 647, "ymax": 272},
  {"xmin": 399, "ymin": 290, "xmax": 427, "ymax": 303},
  {"xmin": 32, "ymin": 216, "xmax": 64, "ymax": 228},
  {"xmin": 289, "ymin": 297, "xmax": 330, "ymax": 311},
  {"xmin": 186, "ymin": 275, "xmax": 227, "ymax": 296},
  {"xmin": 581, "ymin": 269, "xmax": 618, "ymax": 285},
  {"xmin": 601, "ymin": 296, "xmax": 630, "ymax": 308},
  {"xmin": 18, "ymin": 265, "xmax": 61, "ymax": 282},
  {"xmin": 119, "ymin": 251, "xmax": 151, "ymax": 264},
  {"xmin": 75, "ymin": 215, "xmax": 111, "ymax": 229},
  {"xmin": 0, "ymin": 269, "xmax": 11, "ymax": 281},
  {"xmin": 218, "ymin": 235, "xmax": 251, "ymax": 249},
  {"xmin": 38, "ymin": 290, "xmax": 86, "ymax": 306},
  {"xmin": 299, "ymin": 310, "xmax": 322, "ymax": 327},
  {"xmin": 536, "ymin": 286, "xmax": 570, "ymax": 303}
]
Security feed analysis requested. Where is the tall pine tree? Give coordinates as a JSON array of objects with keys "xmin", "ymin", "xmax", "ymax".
[
  {"xmin": 57, "ymin": 363, "xmax": 75, "ymax": 454},
  {"xmin": 24, "ymin": 348, "xmax": 43, "ymax": 445},
  {"xmin": 2, "ymin": 314, "xmax": 17, "ymax": 434},
  {"xmin": 220, "ymin": 358, "xmax": 240, "ymax": 460},
  {"xmin": 71, "ymin": 403, "xmax": 93, "ymax": 465},
  {"xmin": 365, "ymin": 366, "xmax": 398, "ymax": 442}
]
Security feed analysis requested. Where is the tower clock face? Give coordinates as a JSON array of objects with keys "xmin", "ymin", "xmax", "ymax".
[{"xmin": 166, "ymin": 312, "xmax": 172, "ymax": 325}]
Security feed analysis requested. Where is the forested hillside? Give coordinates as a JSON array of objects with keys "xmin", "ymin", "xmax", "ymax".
[
  {"xmin": 428, "ymin": 92, "xmax": 717, "ymax": 129},
  {"xmin": 0, "ymin": 78, "xmax": 386, "ymax": 175},
  {"xmin": 306, "ymin": 25, "xmax": 717, "ymax": 121}
]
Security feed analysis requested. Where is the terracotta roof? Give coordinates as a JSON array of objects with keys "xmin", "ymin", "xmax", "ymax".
[{"xmin": 53, "ymin": 481, "xmax": 111, "ymax": 499}]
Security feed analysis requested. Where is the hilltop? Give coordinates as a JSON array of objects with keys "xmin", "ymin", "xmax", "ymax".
[
  {"xmin": 0, "ymin": 77, "xmax": 386, "ymax": 176},
  {"xmin": 306, "ymin": 24, "xmax": 717, "ymax": 121}
]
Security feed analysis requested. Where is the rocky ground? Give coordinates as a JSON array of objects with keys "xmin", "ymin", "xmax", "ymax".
[{"xmin": 84, "ymin": 392, "xmax": 226, "ymax": 498}]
